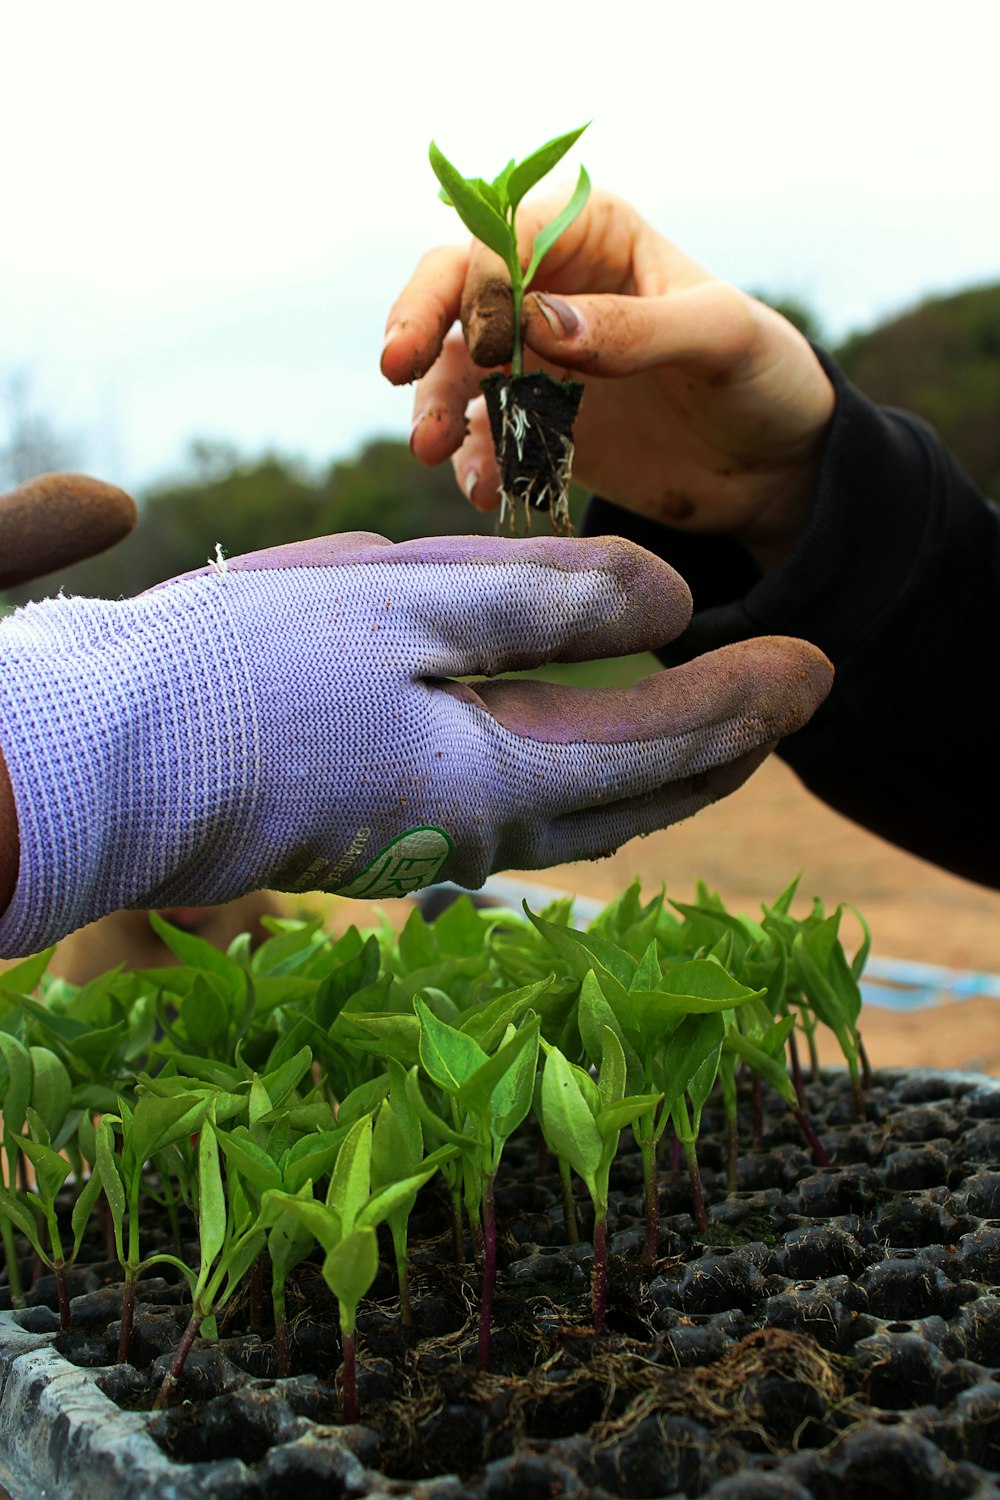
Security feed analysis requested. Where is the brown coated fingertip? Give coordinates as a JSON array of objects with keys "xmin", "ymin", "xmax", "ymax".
[
  {"xmin": 0, "ymin": 472, "xmax": 138, "ymax": 589},
  {"xmin": 461, "ymin": 276, "xmax": 514, "ymax": 368},
  {"xmin": 739, "ymin": 636, "xmax": 834, "ymax": 736}
]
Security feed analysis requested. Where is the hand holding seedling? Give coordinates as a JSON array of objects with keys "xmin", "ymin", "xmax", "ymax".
[
  {"xmin": 384, "ymin": 189, "xmax": 834, "ymax": 567},
  {"xmin": 0, "ymin": 530, "xmax": 832, "ymax": 957}
]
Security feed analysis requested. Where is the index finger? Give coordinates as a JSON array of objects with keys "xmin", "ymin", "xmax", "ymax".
[{"xmin": 381, "ymin": 244, "xmax": 470, "ymax": 386}]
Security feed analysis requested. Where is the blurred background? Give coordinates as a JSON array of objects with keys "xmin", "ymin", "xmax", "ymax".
[
  {"xmin": 2, "ymin": 0, "xmax": 999, "ymax": 590},
  {"xmin": 3, "ymin": 0, "xmax": 1000, "ymax": 1065}
]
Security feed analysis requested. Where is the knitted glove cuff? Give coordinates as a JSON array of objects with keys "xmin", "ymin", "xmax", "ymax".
[{"xmin": 0, "ymin": 581, "xmax": 259, "ymax": 956}]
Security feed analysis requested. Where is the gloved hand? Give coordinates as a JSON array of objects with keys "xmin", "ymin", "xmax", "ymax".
[{"xmin": 0, "ymin": 530, "xmax": 832, "ymax": 957}]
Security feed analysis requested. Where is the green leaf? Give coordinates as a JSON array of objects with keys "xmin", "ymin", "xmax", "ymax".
[
  {"xmin": 28, "ymin": 1047, "xmax": 72, "ymax": 1139},
  {"xmin": 95, "ymin": 1118, "xmax": 127, "ymax": 1261},
  {"xmin": 267, "ymin": 1211, "xmax": 314, "ymax": 1286},
  {"xmin": 455, "ymin": 1016, "xmax": 539, "ymax": 1123},
  {"xmin": 539, "ymin": 1048, "xmax": 601, "ymax": 1190},
  {"xmin": 724, "ymin": 1026, "xmax": 796, "ymax": 1108},
  {"xmin": 358, "ymin": 1165, "xmax": 442, "ymax": 1230},
  {"xmin": 129, "ymin": 1093, "xmax": 209, "ymax": 1166},
  {"xmin": 596, "ymin": 1092, "xmax": 661, "ymax": 1137},
  {"xmin": 527, "ymin": 908, "xmax": 635, "ymax": 991},
  {"xmin": 403, "ymin": 1068, "xmax": 470, "ymax": 1149},
  {"xmin": 416, "ymin": 998, "xmax": 488, "ymax": 1094},
  {"xmin": 0, "ymin": 948, "xmax": 55, "ymax": 996},
  {"xmin": 0, "ymin": 1032, "xmax": 32, "ymax": 1143},
  {"xmin": 216, "ymin": 1129, "xmax": 283, "ymax": 1196},
  {"xmin": 0, "ymin": 1185, "xmax": 44, "ymax": 1257},
  {"xmin": 459, "ymin": 976, "xmax": 553, "ymax": 1052},
  {"xmin": 148, "ymin": 912, "xmax": 248, "ymax": 988},
  {"xmin": 524, "ymin": 166, "xmax": 592, "ymax": 287},
  {"xmin": 71, "ymin": 1169, "xmax": 103, "ymax": 1258},
  {"xmin": 282, "ymin": 1128, "xmax": 350, "ymax": 1196},
  {"xmin": 13, "ymin": 1132, "xmax": 71, "ymax": 1204},
  {"xmin": 663, "ymin": 1013, "xmax": 726, "ymax": 1104},
  {"xmin": 489, "ymin": 1020, "xmax": 541, "ymax": 1144},
  {"xmin": 262, "ymin": 1189, "xmax": 341, "ymax": 1255},
  {"xmin": 372, "ymin": 1098, "xmax": 416, "ymax": 1191},
  {"xmin": 506, "ymin": 124, "xmax": 589, "ymax": 211},
  {"xmin": 327, "ymin": 1115, "xmax": 372, "ymax": 1234},
  {"xmin": 259, "ymin": 1046, "xmax": 313, "ymax": 1108},
  {"xmin": 322, "ymin": 1226, "xmax": 379, "ymax": 1325},
  {"xmin": 597, "ymin": 1026, "xmax": 627, "ymax": 1110},
  {"xmin": 429, "ymin": 143, "xmax": 515, "ymax": 270},
  {"xmin": 198, "ymin": 1120, "xmax": 228, "ymax": 1273}
]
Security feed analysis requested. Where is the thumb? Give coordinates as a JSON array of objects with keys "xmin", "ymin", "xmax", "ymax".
[{"xmin": 522, "ymin": 281, "xmax": 755, "ymax": 379}]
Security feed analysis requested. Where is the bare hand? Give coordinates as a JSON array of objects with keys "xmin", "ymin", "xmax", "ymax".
[{"xmin": 382, "ymin": 190, "xmax": 835, "ymax": 567}]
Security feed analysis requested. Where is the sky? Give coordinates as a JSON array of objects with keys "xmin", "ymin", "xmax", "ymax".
[{"xmin": 1, "ymin": 0, "xmax": 998, "ymax": 493}]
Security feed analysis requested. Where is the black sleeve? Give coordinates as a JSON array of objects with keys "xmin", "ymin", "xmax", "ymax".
[{"xmin": 582, "ymin": 347, "xmax": 1000, "ymax": 888}]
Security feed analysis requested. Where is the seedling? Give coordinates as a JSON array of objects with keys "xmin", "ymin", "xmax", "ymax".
[
  {"xmin": 539, "ymin": 1035, "xmax": 659, "ymax": 1330},
  {"xmin": 0, "ymin": 1109, "xmax": 101, "ymax": 1329},
  {"xmin": 430, "ymin": 126, "xmax": 591, "ymax": 533},
  {"xmin": 152, "ymin": 1105, "xmax": 269, "ymax": 1409},
  {"xmin": 406, "ymin": 995, "xmax": 541, "ymax": 1369},
  {"xmin": 261, "ymin": 1114, "xmax": 443, "ymax": 1421}
]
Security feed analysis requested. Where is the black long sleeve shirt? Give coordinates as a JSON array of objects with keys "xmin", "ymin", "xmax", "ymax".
[{"xmin": 583, "ymin": 349, "xmax": 1000, "ymax": 888}]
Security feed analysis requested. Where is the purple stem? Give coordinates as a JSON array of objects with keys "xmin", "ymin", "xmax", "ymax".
[
  {"xmin": 641, "ymin": 1140, "xmax": 660, "ymax": 1266},
  {"xmin": 153, "ymin": 1312, "xmax": 203, "ymax": 1410},
  {"xmin": 274, "ymin": 1295, "xmax": 291, "ymax": 1379},
  {"xmin": 55, "ymin": 1263, "xmax": 71, "ymax": 1332},
  {"xmin": 398, "ymin": 1262, "xmax": 412, "ymax": 1328},
  {"xmin": 117, "ymin": 1274, "xmax": 136, "ymax": 1363},
  {"xmin": 752, "ymin": 1072, "xmax": 764, "ymax": 1149},
  {"xmin": 859, "ymin": 1034, "xmax": 873, "ymax": 1090},
  {"xmin": 788, "ymin": 1029, "xmax": 807, "ymax": 1110},
  {"xmin": 726, "ymin": 1109, "xmax": 740, "ymax": 1197},
  {"xmin": 341, "ymin": 1328, "xmax": 358, "ymax": 1423},
  {"xmin": 249, "ymin": 1254, "xmax": 264, "ymax": 1334},
  {"xmin": 591, "ymin": 1211, "xmax": 608, "ymax": 1333},
  {"xmin": 450, "ymin": 1189, "xmax": 464, "ymax": 1263},
  {"xmin": 794, "ymin": 1107, "xmax": 829, "ymax": 1166},
  {"xmin": 683, "ymin": 1141, "xmax": 708, "ymax": 1232},
  {"xmin": 477, "ymin": 1173, "xmax": 497, "ymax": 1372}
]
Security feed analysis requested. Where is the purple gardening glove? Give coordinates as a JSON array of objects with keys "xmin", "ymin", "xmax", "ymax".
[{"xmin": 0, "ymin": 531, "xmax": 831, "ymax": 956}]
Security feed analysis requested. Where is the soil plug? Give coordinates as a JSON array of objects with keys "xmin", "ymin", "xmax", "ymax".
[
  {"xmin": 429, "ymin": 126, "xmax": 591, "ymax": 535},
  {"xmin": 481, "ymin": 371, "xmax": 583, "ymax": 535}
]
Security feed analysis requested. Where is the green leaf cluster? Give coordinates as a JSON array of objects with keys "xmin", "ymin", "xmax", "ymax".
[{"xmin": 429, "ymin": 126, "xmax": 591, "ymax": 372}]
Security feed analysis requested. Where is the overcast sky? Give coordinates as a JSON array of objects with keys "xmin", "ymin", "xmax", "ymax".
[{"xmin": 1, "ymin": 0, "xmax": 998, "ymax": 493}]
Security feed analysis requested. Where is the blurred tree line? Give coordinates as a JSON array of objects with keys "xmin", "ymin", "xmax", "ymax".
[{"xmin": 3, "ymin": 278, "xmax": 1000, "ymax": 605}]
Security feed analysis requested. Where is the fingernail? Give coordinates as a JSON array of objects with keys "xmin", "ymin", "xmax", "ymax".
[
  {"xmin": 463, "ymin": 468, "xmax": 480, "ymax": 503},
  {"xmin": 535, "ymin": 293, "xmax": 582, "ymax": 339},
  {"xmin": 382, "ymin": 323, "xmax": 400, "ymax": 352},
  {"xmin": 409, "ymin": 412, "xmax": 425, "ymax": 453}
]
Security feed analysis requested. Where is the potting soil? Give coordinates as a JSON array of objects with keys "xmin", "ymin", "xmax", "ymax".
[{"xmin": 4, "ymin": 1068, "xmax": 1000, "ymax": 1499}]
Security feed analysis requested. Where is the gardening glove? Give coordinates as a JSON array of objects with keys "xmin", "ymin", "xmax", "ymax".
[
  {"xmin": 0, "ymin": 472, "xmax": 137, "ymax": 589},
  {"xmin": 0, "ymin": 531, "xmax": 832, "ymax": 957}
]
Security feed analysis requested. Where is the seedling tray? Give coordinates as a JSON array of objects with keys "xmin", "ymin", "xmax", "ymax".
[{"xmin": 2, "ymin": 1067, "xmax": 1000, "ymax": 1499}]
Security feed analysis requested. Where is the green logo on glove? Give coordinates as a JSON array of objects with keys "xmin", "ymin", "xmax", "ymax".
[{"xmin": 337, "ymin": 826, "xmax": 452, "ymax": 899}]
